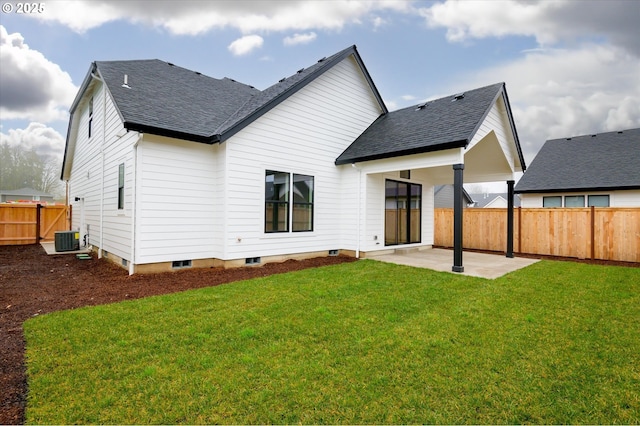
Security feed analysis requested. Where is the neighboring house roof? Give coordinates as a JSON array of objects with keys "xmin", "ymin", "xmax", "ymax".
[
  {"xmin": 515, "ymin": 128, "xmax": 640, "ymax": 193},
  {"xmin": 434, "ymin": 185, "xmax": 475, "ymax": 208},
  {"xmin": 0, "ymin": 187, "xmax": 53, "ymax": 197},
  {"xmin": 469, "ymin": 193, "xmax": 521, "ymax": 208},
  {"xmin": 335, "ymin": 82, "xmax": 525, "ymax": 167}
]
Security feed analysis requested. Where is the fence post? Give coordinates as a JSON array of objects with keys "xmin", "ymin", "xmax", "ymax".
[{"xmin": 590, "ymin": 206, "xmax": 595, "ymax": 260}]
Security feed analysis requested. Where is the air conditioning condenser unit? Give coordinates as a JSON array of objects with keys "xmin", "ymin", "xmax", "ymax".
[{"xmin": 55, "ymin": 231, "xmax": 80, "ymax": 252}]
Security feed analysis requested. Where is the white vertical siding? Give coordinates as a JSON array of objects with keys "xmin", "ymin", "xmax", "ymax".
[
  {"xmin": 68, "ymin": 83, "xmax": 135, "ymax": 260},
  {"xmin": 135, "ymin": 136, "xmax": 222, "ymax": 264},
  {"xmin": 223, "ymin": 55, "xmax": 383, "ymax": 260}
]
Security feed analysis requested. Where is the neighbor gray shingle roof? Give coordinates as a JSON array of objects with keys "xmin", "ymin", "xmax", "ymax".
[
  {"xmin": 335, "ymin": 82, "xmax": 512, "ymax": 165},
  {"xmin": 514, "ymin": 128, "xmax": 640, "ymax": 193}
]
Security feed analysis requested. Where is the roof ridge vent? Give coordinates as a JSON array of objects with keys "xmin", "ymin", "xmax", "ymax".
[{"xmin": 452, "ymin": 93, "xmax": 465, "ymax": 101}]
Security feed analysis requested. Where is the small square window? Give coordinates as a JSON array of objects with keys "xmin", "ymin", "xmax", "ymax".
[
  {"xmin": 564, "ymin": 195, "xmax": 585, "ymax": 207},
  {"xmin": 543, "ymin": 196, "xmax": 562, "ymax": 207},
  {"xmin": 588, "ymin": 195, "xmax": 609, "ymax": 207},
  {"xmin": 245, "ymin": 257, "xmax": 261, "ymax": 265}
]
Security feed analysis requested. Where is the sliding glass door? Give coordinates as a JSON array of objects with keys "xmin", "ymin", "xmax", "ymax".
[{"xmin": 385, "ymin": 180, "xmax": 421, "ymax": 246}]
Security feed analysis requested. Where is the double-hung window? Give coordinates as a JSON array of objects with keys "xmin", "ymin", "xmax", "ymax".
[
  {"xmin": 117, "ymin": 163, "xmax": 125, "ymax": 210},
  {"xmin": 88, "ymin": 96, "xmax": 94, "ymax": 139},
  {"xmin": 265, "ymin": 170, "xmax": 314, "ymax": 233}
]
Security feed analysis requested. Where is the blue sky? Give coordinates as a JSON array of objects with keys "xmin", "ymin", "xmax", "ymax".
[{"xmin": 1, "ymin": 0, "xmax": 639, "ymax": 183}]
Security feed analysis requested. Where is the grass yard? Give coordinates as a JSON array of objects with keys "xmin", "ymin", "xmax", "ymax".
[{"xmin": 24, "ymin": 259, "xmax": 640, "ymax": 424}]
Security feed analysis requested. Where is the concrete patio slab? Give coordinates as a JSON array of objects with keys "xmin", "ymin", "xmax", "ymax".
[
  {"xmin": 370, "ymin": 248, "xmax": 540, "ymax": 279},
  {"xmin": 40, "ymin": 241, "xmax": 91, "ymax": 255}
]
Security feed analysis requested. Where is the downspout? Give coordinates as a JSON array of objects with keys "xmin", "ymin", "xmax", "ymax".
[
  {"xmin": 90, "ymin": 72, "xmax": 105, "ymax": 258},
  {"xmin": 129, "ymin": 133, "xmax": 142, "ymax": 275},
  {"xmin": 352, "ymin": 163, "xmax": 361, "ymax": 258}
]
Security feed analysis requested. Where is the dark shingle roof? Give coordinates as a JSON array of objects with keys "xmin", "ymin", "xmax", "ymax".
[
  {"xmin": 90, "ymin": 45, "xmax": 385, "ymax": 144},
  {"xmin": 514, "ymin": 128, "xmax": 640, "ymax": 193},
  {"xmin": 96, "ymin": 59, "xmax": 259, "ymax": 142},
  {"xmin": 335, "ymin": 82, "xmax": 506, "ymax": 165}
]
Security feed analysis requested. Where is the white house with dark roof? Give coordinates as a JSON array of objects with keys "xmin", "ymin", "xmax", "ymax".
[
  {"xmin": 515, "ymin": 128, "xmax": 640, "ymax": 207},
  {"xmin": 61, "ymin": 45, "xmax": 525, "ymax": 274}
]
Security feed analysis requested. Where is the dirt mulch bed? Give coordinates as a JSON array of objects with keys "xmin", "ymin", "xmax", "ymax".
[{"xmin": 0, "ymin": 244, "xmax": 357, "ymax": 425}]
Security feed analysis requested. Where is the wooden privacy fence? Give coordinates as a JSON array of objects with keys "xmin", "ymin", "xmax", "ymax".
[
  {"xmin": 0, "ymin": 204, "xmax": 70, "ymax": 245},
  {"xmin": 434, "ymin": 207, "xmax": 640, "ymax": 263}
]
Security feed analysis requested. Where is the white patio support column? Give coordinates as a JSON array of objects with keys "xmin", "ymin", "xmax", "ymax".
[{"xmin": 452, "ymin": 163, "xmax": 464, "ymax": 273}]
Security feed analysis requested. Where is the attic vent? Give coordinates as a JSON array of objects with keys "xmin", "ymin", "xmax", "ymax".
[
  {"xmin": 297, "ymin": 68, "xmax": 305, "ymax": 74},
  {"xmin": 318, "ymin": 57, "xmax": 326, "ymax": 62},
  {"xmin": 279, "ymin": 77, "xmax": 286, "ymax": 83},
  {"xmin": 566, "ymin": 138, "xmax": 572, "ymax": 140},
  {"xmin": 618, "ymin": 131, "xmax": 623, "ymax": 134},
  {"xmin": 415, "ymin": 102, "xmax": 428, "ymax": 111},
  {"xmin": 167, "ymin": 62, "xmax": 174, "ymax": 67},
  {"xmin": 591, "ymin": 134, "xmax": 597, "ymax": 137},
  {"xmin": 195, "ymin": 71, "xmax": 201, "ymax": 75},
  {"xmin": 452, "ymin": 93, "xmax": 465, "ymax": 101}
]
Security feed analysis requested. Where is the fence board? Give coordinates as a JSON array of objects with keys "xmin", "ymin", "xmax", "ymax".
[
  {"xmin": 0, "ymin": 204, "xmax": 69, "ymax": 245},
  {"xmin": 434, "ymin": 207, "xmax": 639, "ymax": 263}
]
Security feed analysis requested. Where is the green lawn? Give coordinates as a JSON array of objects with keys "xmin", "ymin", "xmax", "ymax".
[{"xmin": 24, "ymin": 260, "xmax": 640, "ymax": 424}]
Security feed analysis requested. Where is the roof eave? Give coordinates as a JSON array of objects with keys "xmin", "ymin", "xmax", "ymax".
[
  {"xmin": 123, "ymin": 122, "xmax": 218, "ymax": 144},
  {"xmin": 515, "ymin": 184, "xmax": 640, "ymax": 194},
  {"xmin": 500, "ymin": 84, "xmax": 527, "ymax": 171},
  {"xmin": 335, "ymin": 139, "xmax": 467, "ymax": 165}
]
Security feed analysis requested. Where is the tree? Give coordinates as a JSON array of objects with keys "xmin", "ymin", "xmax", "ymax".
[{"xmin": 0, "ymin": 141, "xmax": 64, "ymax": 198}]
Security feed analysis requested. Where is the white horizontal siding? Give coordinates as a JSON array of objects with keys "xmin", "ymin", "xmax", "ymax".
[
  {"xmin": 135, "ymin": 136, "xmax": 222, "ymax": 264},
  {"xmin": 520, "ymin": 190, "xmax": 640, "ymax": 207},
  {"xmin": 361, "ymin": 169, "xmax": 434, "ymax": 253},
  {"xmin": 68, "ymin": 83, "xmax": 135, "ymax": 261},
  {"xmin": 224, "ymin": 55, "xmax": 383, "ymax": 260}
]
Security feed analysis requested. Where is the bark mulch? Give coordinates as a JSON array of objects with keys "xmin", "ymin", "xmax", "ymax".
[
  {"xmin": 1, "ymin": 244, "xmax": 637, "ymax": 424},
  {"xmin": 0, "ymin": 244, "xmax": 356, "ymax": 424}
]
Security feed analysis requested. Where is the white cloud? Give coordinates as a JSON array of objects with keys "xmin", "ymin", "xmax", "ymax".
[
  {"xmin": 24, "ymin": 1, "xmax": 412, "ymax": 36},
  {"xmin": 283, "ymin": 32, "xmax": 317, "ymax": 46},
  {"xmin": 0, "ymin": 26, "xmax": 77, "ymax": 122},
  {"xmin": 458, "ymin": 45, "xmax": 640, "ymax": 163},
  {"xmin": 1, "ymin": 122, "xmax": 66, "ymax": 160},
  {"xmin": 419, "ymin": 0, "xmax": 640, "ymax": 55},
  {"xmin": 228, "ymin": 35, "xmax": 264, "ymax": 56}
]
